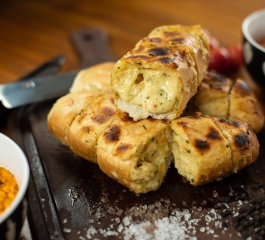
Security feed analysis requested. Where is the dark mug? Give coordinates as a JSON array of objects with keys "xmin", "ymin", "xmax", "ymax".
[{"xmin": 242, "ymin": 9, "xmax": 265, "ymax": 87}]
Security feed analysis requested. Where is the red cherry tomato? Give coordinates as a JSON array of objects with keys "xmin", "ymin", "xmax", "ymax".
[
  {"xmin": 226, "ymin": 44, "xmax": 243, "ymax": 72},
  {"xmin": 205, "ymin": 29, "xmax": 243, "ymax": 74},
  {"xmin": 208, "ymin": 44, "xmax": 243, "ymax": 74},
  {"xmin": 208, "ymin": 47, "xmax": 230, "ymax": 73}
]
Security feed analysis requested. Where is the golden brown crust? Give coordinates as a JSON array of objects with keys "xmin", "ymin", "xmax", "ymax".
[
  {"xmin": 97, "ymin": 111, "xmax": 173, "ymax": 193},
  {"xmin": 185, "ymin": 72, "xmax": 232, "ymax": 118},
  {"xmin": 70, "ymin": 62, "xmax": 115, "ymax": 94},
  {"xmin": 170, "ymin": 113, "xmax": 233, "ymax": 185},
  {"xmin": 111, "ymin": 25, "xmax": 209, "ymax": 120},
  {"xmin": 212, "ymin": 117, "xmax": 260, "ymax": 173},
  {"xmin": 47, "ymin": 92, "xmax": 100, "ymax": 145},
  {"xmin": 48, "ymin": 91, "xmax": 173, "ymax": 193},
  {"xmin": 170, "ymin": 113, "xmax": 259, "ymax": 185},
  {"xmin": 186, "ymin": 72, "xmax": 264, "ymax": 133},
  {"xmin": 67, "ymin": 94, "xmax": 117, "ymax": 163},
  {"xmin": 229, "ymin": 79, "xmax": 264, "ymax": 133}
]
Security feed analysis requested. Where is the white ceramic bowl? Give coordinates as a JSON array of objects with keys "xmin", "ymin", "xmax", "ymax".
[
  {"xmin": 242, "ymin": 9, "xmax": 265, "ymax": 87},
  {"xmin": 0, "ymin": 133, "xmax": 29, "ymax": 239}
]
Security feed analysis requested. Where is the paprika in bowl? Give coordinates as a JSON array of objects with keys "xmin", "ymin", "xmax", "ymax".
[{"xmin": 0, "ymin": 133, "xmax": 29, "ymax": 240}]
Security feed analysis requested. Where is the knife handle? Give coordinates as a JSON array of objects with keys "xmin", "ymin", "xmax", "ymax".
[{"xmin": 71, "ymin": 28, "xmax": 118, "ymax": 69}]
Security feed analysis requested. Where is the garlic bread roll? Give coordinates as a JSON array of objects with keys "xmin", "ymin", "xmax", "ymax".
[
  {"xmin": 97, "ymin": 111, "xmax": 173, "ymax": 194},
  {"xmin": 187, "ymin": 72, "xmax": 264, "ymax": 133},
  {"xmin": 67, "ymin": 94, "xmax": 117, "ymax": 163},
  {"xmin": 170, "ymin": 113, "xmax": 259, "ymax": 186},
  {"xmin": 212, "ymin": 117, "xmax": 259, "ymax": 173},
  {"xmin": 229, "ymin": 79, "xmax": 264, "ymax": 133},
  {"xmin": 48, "ymin": 92, "xmax": 173, "ymax": 193},
  {"xmin": 170, "ymin": 113, "xmax": 233, "ymax": 185},
  {"xmin": 70, "ymin": 62, "xmax": 115, "ymax": 94},
  {"xmin": 47, "ymin": 92, "xmax": 101, "ymax": 145},
  {"xmin": 111, "ymin": 25, "xmax": 209, "ymax": 121},
  {"xmin": 185, "ymin": 72, "xmax": 233, "ymax": 118}
]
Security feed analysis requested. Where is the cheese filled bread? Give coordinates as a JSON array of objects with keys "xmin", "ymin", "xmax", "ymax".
[
  {"xmin": 111, "ymin": 25, "xmax": 210, "ymax": 121},
  {"xmin": 185, "ymin": 72, "xmax": 264, "ymax": 133},
  {"xmin": 170, "ymin": 113, "xmax": 259, "ymax": 186},
  {"xmin": 47, "ymin": 92, "xmax": 173, "ymax": 193},
  {"xmin": 97, "ymin": 111, "xmax": 173, "ymax": 194}
]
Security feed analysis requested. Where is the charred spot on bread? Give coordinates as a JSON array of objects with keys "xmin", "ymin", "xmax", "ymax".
[
  {"xmin": 207, "ymin": 128, "xmax": 222, "ymax": 140},
  {"xmin": 104, "ymin": 125, "xmax": 121, "ymax": 142},
  {"xmin": 217, "ymin": 118, "xmax": 241, "ymax": 127},
  {"xmin": 148, "ymin": 47, "xmax": 170, "ymax": 56},
  {"xmin": 91, "ymin": 107, "xmax": 115, "ymax": 124},
  {"xmin": 82, "ymin": 126, "xmax": 91, "ymax": 134},
  {"xmin": 195, "ymin": 139, "xmax": 210, "ymax": 150},
  {"xmin": 233, "ymin": 79, "xmax": 251, "ymax": 97},
  {"xmin": 116, "ymin": 143, "xmax": 131, "ymax": 153},
  {"xmin": 206, "ymin": 71, "xmax": 227, "ymax": 83},
  {"xmin": 158, "ymin": 57, "xmax": 179, "ymax": 68},
  {"xmin": 234, "ymin": 132, "xmax": 250, "ymax": 149},
  {"xmin": 177, "ymin": 121, "xmax": 189, "ymax": 128}
]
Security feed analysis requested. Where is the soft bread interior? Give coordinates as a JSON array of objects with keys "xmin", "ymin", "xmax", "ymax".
[
  {"xmin": 70, "ymin": 62, "xmax": 115, "ymax": 94},
  {"xmin": 97, "ymin": 111, "xmax": 173, "ymax": 193},
  {"xmin": 170, "ymin": 114, "xmax": 232, "ymax": 185}
]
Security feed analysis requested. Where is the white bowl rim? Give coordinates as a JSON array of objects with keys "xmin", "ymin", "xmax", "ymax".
[
  {"xmin": 242, "ymin": 8, "xmax": 265, "ymax": 53},
  {"xmin": 0, "ymin": 133, "xmax": 29, "ymax": 224}
]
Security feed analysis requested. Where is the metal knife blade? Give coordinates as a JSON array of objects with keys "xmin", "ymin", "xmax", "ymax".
[
  {"xmin": 0, "ymin": 54, "xmax": 66, "ymax": 114},
  {"xmin": 0, "ymin": 71, "xmax": 77, "ymax": 108}
]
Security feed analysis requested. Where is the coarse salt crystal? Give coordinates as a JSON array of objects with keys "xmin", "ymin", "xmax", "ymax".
[
  {"xmin": 63, "ymin": 228, "xmax": 71, "ymax": 233},
  {"xmin": 86, "ymin": 226, "xmax": 97, "ymax": 239}
]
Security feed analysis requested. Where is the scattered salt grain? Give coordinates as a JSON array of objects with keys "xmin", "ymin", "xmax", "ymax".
[
  {"xmin": 63, "ymin": 228, "xmax": 71, "ymax": 233},
  {"xmin": 123, "ymin": 216, "xmax": 131, "ymax": 226},
  {"xmin": 213, "ymin": 190, "xmax": 218, "ymax": 198},
  {"xmin": 86, "ymin": 226, "xmax": 97, "ymax": 239}
]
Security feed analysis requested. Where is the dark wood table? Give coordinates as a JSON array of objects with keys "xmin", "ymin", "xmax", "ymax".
[{"xmin": 1, "ymin": 1, "xmax": 265, "ymax": 239}]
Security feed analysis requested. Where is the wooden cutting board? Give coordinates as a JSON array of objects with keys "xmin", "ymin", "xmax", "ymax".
[{"xmin": 7, "ymin": 29, "xmax": 265, "ymax": 240}]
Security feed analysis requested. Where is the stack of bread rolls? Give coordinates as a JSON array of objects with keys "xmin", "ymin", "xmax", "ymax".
[{"xmin": 48, "ymin": 25, "xmax": 263, "ymax": 193}]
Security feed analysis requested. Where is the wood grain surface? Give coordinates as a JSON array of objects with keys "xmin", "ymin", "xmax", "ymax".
[{"xmin": 0, "ymin": 0, "xmax": 264, "ymax": 83}]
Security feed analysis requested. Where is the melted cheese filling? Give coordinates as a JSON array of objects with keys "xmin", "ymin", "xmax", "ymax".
[{"xmin": 112, "ymin": 65, "xmax": 180, "ymax": 114}]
